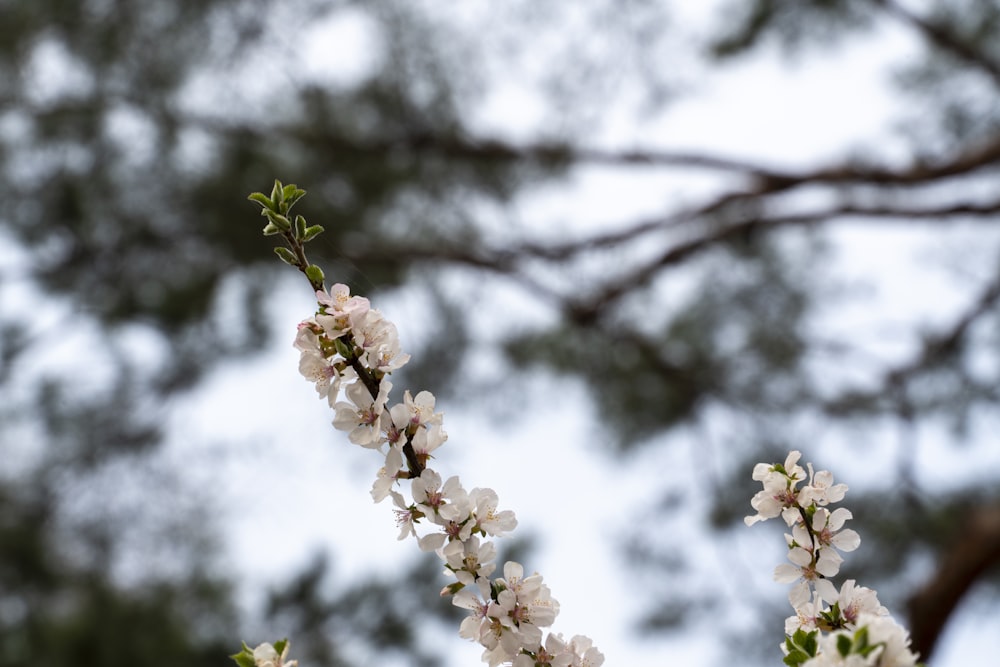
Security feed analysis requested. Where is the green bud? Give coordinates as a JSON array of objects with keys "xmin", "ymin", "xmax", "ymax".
[
  {"xmin": 271, "ymin": 179, "xmax": 284, "ymax": 211},
  {"xmin": 262, "ymin": 222, "xmax": 281, "ymax": 236},
  {"xmin": 305, "ymin": 263, "xmax": 325, "ymax": 286},
  {"xmin": 302, "ymin": 224, "xmax": 325, "ymax": 242},
  {"xmin": 441, "ymin": 580, "xmax": 465, "ymax": 596},
  {"xmin": 263, "ymin": 209, "xmax": 292, "ymax": 232},
  {"xmin": 294, "ymin": 214, "xmax": 307, "ymax": 240},
  {"xmin": 274, "ymin": 246, "xmax": 299, "ymax": 267}
]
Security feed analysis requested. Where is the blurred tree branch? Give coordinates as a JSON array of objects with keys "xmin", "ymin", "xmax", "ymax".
[
  {"xmin": 907, "ymin": 501, "xmax": 1000, "ymax": 659},
  {"xmin": 873, "ymin": 0, "xmax": 1000, "ymax": 87}
]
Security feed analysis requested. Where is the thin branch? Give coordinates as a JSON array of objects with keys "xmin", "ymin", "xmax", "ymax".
[
  {"xmin": 824, "ymin": 255, "xmax": 1000, "ymax": 416},
  {"xmin": 564, "ymin": 197, "xmax": 1000, "ymax": 320},
  {"xmin": 186, "ymin": 108, "xmax": 1000, "ymax": 192},
  {"xmin": 872, "ymin": 0, "xmax": 1000, "ymax": 88}
]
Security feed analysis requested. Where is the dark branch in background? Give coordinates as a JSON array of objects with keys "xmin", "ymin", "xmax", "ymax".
[
  {"xmin": 825, "ymin": 256, "xmax": 1000, "ymax": 417},
  {"xmin": 562, "ymin": 195, "xmax": 1000, "ymax": 322},
  {"xmin": 907, "ymin": 501, "xmax": 1000, "ymax": 660},
  {"xmin": 200, "ymin": 111, "xmax": 1000, "ymax": 186},
  {"xmin": 872, "ymin": 0, "xmax": 1000, "ymax": 88}
]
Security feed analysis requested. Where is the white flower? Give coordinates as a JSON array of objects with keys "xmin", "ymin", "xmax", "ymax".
[
  {"xmin": 390, "ymin": 490, "xmax": 418, "ymax": 540},
  {"xmin": 490, "ymin": 562, "xmax": 560, "ymax": 646},
  {"xmin": 514, "ymin": 632, "xmax": 576, "ymax": 667},
  {"xmin": 315, "ymin": 284, "xmax": 370, "ymax": 334},
  {"xmin": 812, "ymin": 507, "xmax": 861, "ymax": 554},
  {"xmin": 803, "ymin": 613, "xmax": 918, "ymax": 667},
  {"xmin": 293, "ymin": 319, "xmax": 322, "ymax": 352},
  {"xmin": 786, "ymin": 583, "xmax": 825, "ymax": 635},
  {"xmin": 828, "ymin": 580, "xmax": 887, "ymax": 627},
  {"xmin": 397, "ymin": 389, "xmax": 443, "ymax": 427},
  {"xmin": 353, "ymin": 309, "xmax": 410, "ymax": 373},
  {"xmin": 370, "ymin": 465, "xmax": 397, "ymax": 503},
  {"xmin": 412, "ymin": 468, "xmax": 461, "ymax": 519},
  {"xmin": 856, "ymin": 613, "xmax": 919, "ymax": 667},
  {"xmin": 564, "ymin": 635, "xmax": 604, "ymax": 667},
  {"xmin": 469, "ymin": 488, "xmax": 517, "ymax": 537},
  {"xmin": 411, "ymin": 423, "xmax": 447, "ymax": 468},
  {"xmin": 298, "ymin": 348, "xmax": 343, "ymax": 404},
  {"xmin": 331, "ymin": 379, "xmax": 392, "ymax": 447},
  {"xmin": 443, "ymin": 536, "xmax": 497, "ymax": 585},
  {"xmin": 454, "ymin": 579, "xmax": 505, "ymax": 653},
  {"xmin": 745, "ymin": 451, "xmax": 808, "ymax": 526},
  {"xmin": 776, "ymin": 522, "xmax": 843, "ymax": 582},
  {"xmin": 252, "ymin": 642, "xmax": 298, "ymax": 667},
  {"xmin": 800, "ymin": 466, "xmax": 848, "ymax": 506}
]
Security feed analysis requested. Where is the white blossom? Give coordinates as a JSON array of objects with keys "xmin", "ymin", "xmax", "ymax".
[
  {"xmin": 331, "ymin": 379, "xmax": 391, "ymax": 447},
  {"xmin": 252, "ymin": 642, "xmax": 298, "ymax": 667}
]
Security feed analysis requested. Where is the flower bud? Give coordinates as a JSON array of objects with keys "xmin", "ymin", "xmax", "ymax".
[
  {"xmin": 305, "ymin": 263, "xmax": 325, "ymax": 286},
  {"xmin": 274, "ymin": 246, "xmax": 298, "ymax": 267}
]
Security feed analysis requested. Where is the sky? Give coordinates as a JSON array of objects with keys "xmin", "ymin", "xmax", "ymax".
[{"xmin": 117, "ymin": 4, "xmax": 1000, "ymax": 667}]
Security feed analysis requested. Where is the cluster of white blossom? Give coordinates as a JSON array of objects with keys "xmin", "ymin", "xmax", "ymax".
[
  {"xmin": 746, "ymin": 451, "xmax": 921, "ymax": 667},
  {"xmin": 231, "ymin": 639, "xmax": 298, "ymax": 667},
  {"xmin": 291, "ymin": 283, "xmax": 604, "ymax": 667},
  {"xmin": 243, "ymin": 183, "xmax": 928, "ymax": 667}
]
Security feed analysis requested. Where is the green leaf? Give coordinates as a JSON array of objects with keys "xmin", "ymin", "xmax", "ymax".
[
  {"xmin": 836, "ymin": 633, "xmax": 852, "ymax": 657},
  {"xmin": 263, "ymin": 209, "xmax": 292, "ymax": 232},
  {"xmin": 281, "ymin": 183, "xmax": 298, "ymax": 200},
  {"xmin": 229, "ymin": 642, "xmax": 256, "ymax": 667},
  {"xmin": 247, "ymin": 192, "xmax": 274, "ymax": 211},
  {"xmin": 302, "ymin": 224, "xmax": 325, "ymax": 242},
  {"xmin": 802, "ymin": 630, "xmax": 818, "ymax": 656},
  {"xmin": 294, "ymin": 214, "xmax": 307, "ymax": 240},
  {"xmin": 781, "ymin": 629, "xmax": 819, "ymax": 666},
  {"xmin": 273, "ymin": 638, "xmax": 289, "ymax": 655},
  {"xmin": 262, "ymin": 222, "xmax": 281, "ymax": 236},
  {"xmin": 274, "ymin": 246, "xmax": 299, "ymax": 267},
  {"xmin": 284, "ymin": 188, "xmax": 307, "ymax": 209},
  {"xmin": 305, "ymin": 264, "xmax": 325, "ymax": 286}
]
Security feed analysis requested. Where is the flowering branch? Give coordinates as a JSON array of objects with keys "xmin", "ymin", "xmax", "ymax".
[
  {"xmin": 746, "ymin": 451, "xmax": 925, "ymax": 667},
  {"xmin": 234, "ymin": 181, "xmax": 604, "ymax": 667},
  {"xmin": 234, "ymin": 182, "xmax": 927, "ymax": 667}
]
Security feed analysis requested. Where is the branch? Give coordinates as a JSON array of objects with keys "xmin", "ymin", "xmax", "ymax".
[
  {"xmin": 907, "ymin": 501, "xmax": 1000, "ymax": 661},
  {"xmin": 187, "ymin": 107, "xmax": 1000, "ymax": 193},
  {"xmin": 824, "ymin": 252, "xmax": 1000, "ymax": 416},
  {"xmin": 872, "ymin": 0, "xmax": 1000, "ymax": 88},
  {"xmin": 564, "ymin": 196, "xmax": 1000, "ymax": 320}
]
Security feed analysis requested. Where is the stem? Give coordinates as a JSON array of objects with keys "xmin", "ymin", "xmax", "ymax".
[
  {"xmin": 286, "ymin": 231, "xmax": 426, "ymax": 479},
  {"xmin": 284, "ymin": 231, "xmax": 325, "ymax": 294}
]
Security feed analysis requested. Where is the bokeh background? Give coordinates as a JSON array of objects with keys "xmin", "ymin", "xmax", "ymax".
[{"xmin": 2, "ymin": 1, "xmax": 1000, "ymax": 665}]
